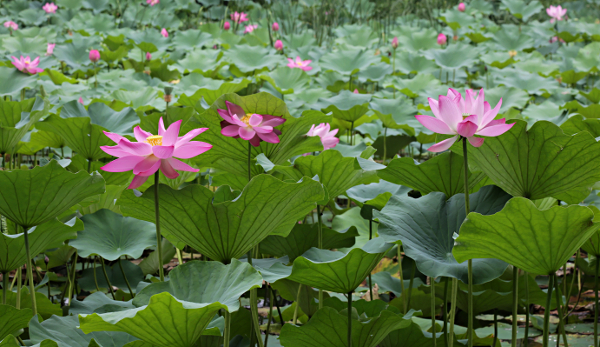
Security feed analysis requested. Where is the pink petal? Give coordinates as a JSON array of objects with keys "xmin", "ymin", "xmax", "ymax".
[
  {"xmin": 162, "ymin": 120, "xmax": 181, "ymax": 146},
  {"xmin": 134, "ymin": 126, "xmax": 153, "ymax": 143},
  {"xmin": 428, "ymin": 135, "xmax": 459, "ymax": 153},
  {"xmin": 287, "ymin": 58, "xmax": 294, "ymax": 64},
  {"xmin": 484, "ymin": 118, "xmax": 508, "ymax": 127},
  {"xmin": 239, "ymin": 127, "xmax": 256, "ymax": 140},
  {"xmin": 468, "ymin": 137, "xmax": 485, "ymax": 147},
  {"xmin": 256, "ymin": 131, "xmax": 280, "ymax": 144},
  {"xmin": 415, "ymin": 115, "xmax": 454, "ymax": 135},
  {"xmin": 438, "ymin": 95, "xmax": 464, "ymax": 130},
  {"xmin": 152, "ymin": 145, "xmax": 174, "ymax": 159},
  {"xmin": 133, "ymin": 156, "xmax": 160, "ymax": 175},
  {"xmin": 322, "ymin": 137, "xmax": 339, "ymax": 150},
  {"xmin": 226, "ymin": 101, "xmax": 246, "ymax": 118},
  {"xmin": 428, "ymin": 97, "xmax": 440, "ymax": 119},
  {"xmin": 173, "ymin": 141, "xmax": 212, "ymax": 158},
  {"xmin": 100, "ymin": 145, "xmax": 132, "ymax": 157},
  {"xmin": 457, "ymin": 117, "xmax": 478, "ymax": 138},
  {"xmin": 128, "ymin": 175, "xmax": 149, "ymax": 189},
  {"xmin": 218, "ymin": 109, "xmax": 234, "ymax": 123},
  {"xmin": 249, "ymin": 135, "xmax": 261, "ymax": 147},
  {"xmin": 222, "ymin": 125, "xmax": 241, "ymax": 137},
  {"xmin": 301, "ymin": 66, "xmax": 313, "ymax": 71},
  {"xmin": 249, "ymin": 114, "xmax": 263, "ymax": 127},
  {"xmin": 476, "ymin": 122, "xmax": 515, "ymax": 137},
  {"xmin": 168, "ymin": 158, "xmax": 199, "ymax": 173},
  {"xmin": 480, "ymin": 98, "xmax": 502, "ymax": 128},
  {"xmin": 118, "ymin": 139, "xmax": 152, "ymax": 156},
  {"xmin": 231, "ymin": 115, "xmax": 247, "ymax": 127},
  {"xmin": 158, "ymin": 118, "xmax": 166, "ymax": 136},
  {"xmin": 103, "ymin": 131, "xmax": 128, "ymax": 144},
  {"xmin": 160, "ymin": 159, "xmax": 179, "ymax": 179},
  {"xmin": 260, "ymin": 115, "xmax": 286, "ymax": 127},
  {"xmin": 177, "ymin": 128, "xmax": 208, "ymax": 145},
  {"xmin": 100, "ymin": 156, "xmax": 145, "ymax": 172},
  {"xmin": 253, "ymin": 125, "xmax": 274, "ymax": 134}
]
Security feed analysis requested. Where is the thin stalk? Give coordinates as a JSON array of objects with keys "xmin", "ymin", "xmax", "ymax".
[
  {"xmin": 248, "ymin": 248, "xmax": 264, "ymax": 347},
  {"xmin": 382, "ymin": 127, "xmax": 387, "ymax": 164},
  {"xmin": 176, "ymin": 248, "xmax": 183, "ymax": 265},
  {"xmin": 264, "ymin": 285, "xmax": 274, "ymax": 347},
  {"xmin": 93, "ymin": 256, "xmax": 100, "ymax": 292},
  {"xmin": 463, "ymin": 137, "xmax": 473, "ymax": 347},
  {"xmin": 118, "ymin": 258, "xmax": 135, "ymax": 298},
  {"xmin": 392, "ymin": 49, "xmax": 396, "ymax": 98},
  {"xmin": 292, "ymin": 284, "xmax": 301, "ymax": 325},
  {"xmin": 493, "ymin": 309, "xmax": 498, "ymax": 347},
  {"xmin": 274, "ymin": 289, "xmax": 284, "ymax": 326},
  {"xmin": 87, "ymin": 158, "xmax": 92, "ymax": 173},
  {"xmin": 443, "ymin": 277, "xmax": 449, "ymax": 346},
  {"xmin": 596, "ymin": 256, "xmax": 599, "ymax": 347},
  {"xmin": 154, "ymin": 171, "xmax": 164, "ymax": 281},
  {"xmin": 406, "ymin": 261, "xmax": 416, "ymax": 311},
  {"xmin": 554, "ymin": 274, "xmax": 569, "ymax": 347},
  {"xmin": 448, "ymin": 278, "xmax": 458, "ymax": 347},
  {"xmin": 350, "ymin": 122, "xmax": 354, "ymax": 146},
  {"xmin": 512, "ymin": 267, "xmax": 519, "ymax": 347},
  {"xmin": 224, "ymin": 310, "xmax": 231, "ymax": 347},
  {"xmin": 100, "ymin": 258, "xmax": 116, "ymax": 300},
  {"xmin": 22, "ymin": 226, "xmax": 37, "ymax": 316},
  {"xmin": 94, "ymin": 62, "xmax": 98, "ymax": 89},
  {"xmin": 2, "ymin": 272, "xmax": 7, "ymax": 304},
  {"xmin": 543, "ymin": 275, "xmax": 554, "ymax": 347},
  {"xmin": 347, "ymin": 291, "xmax": 353, "ymax": 347},
  {"xmin": 368, "ymin": 219, "xmax": 373, "ymax": 301},
  {"xmin": 248, "ymin": 142, "xmax": 252, "ymax": 182},
  {"xmin": 524, "ymin": 272, "xmax": 530, "ymax": 347},
  {"xmin": 67, "ymin": 251, "xmax": 78, "ymax": 306},
  {"xmin": 317, "ymin": 205, "xmax": 323, "ymax": 309},
  {"xmin": 398, "ymin": 246, "xmax": 406, "ymax": 313},
  {"xmin": 16, "ymin": 266, "xmax": 21, "ymax": 309},
  {"xmin": 431, "ymin": 277, "xmax": 437, "ymax": 347}
]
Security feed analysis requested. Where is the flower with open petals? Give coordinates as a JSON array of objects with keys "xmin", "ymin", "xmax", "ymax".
[
  {"xmin": 244, "ymin": 24, "xmax": 258, "ymax": 34},
  {"xmin": 218, "ymin": 101, "xmax": 286, "ymax": 147},
  {"xmin": 287, "ymin": 56, "xmax": 312, "ymax": 71},
  {"xmin": 100, "ymin": 119, "xmax": 212, "ymax": 189},
  {"xmin": 161, "ymin": 28, "xmax": 168, "ymax": 38},
  {"xmin": 146, "ymin": 0, "xmax": 159, "ymax": 6},
  {"xmin": 274, "ymin": 40, "xmax": 283, "ymax": 51},
  {"xmin": 11, "ymin": 56, "xmax": 43, "ymax": 74},
  {"xmin": 4, "ymin": 21, "xmax": 18, "ymax": 30},
  {"xmin": 46, "ymin": 43, "xmax": 55, "ymax": 56},
  {"xmin": 231, "ymin": 12, "xmax": 248, "ymax": 23},
  {"xmin": 307, "ymin": 123, "xmax": 339, "ymax": 150},
  {"xmin": 547, "ymin": 5, "xmax": 566, "ymax": 22},
  {"xmin": 43, "ymin": 2, "xmax": 58, "ymax": 13},
  {"xmin": 437, "ymin": 33, "xmax": 447, "ymax": 45},
  {"xmin": 415, "ymin": 88, "xmax": 515, "ymax": 152}
]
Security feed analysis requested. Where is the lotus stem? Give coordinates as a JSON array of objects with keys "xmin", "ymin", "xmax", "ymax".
[
  {"xmin": 554, "ymin": 274, "xmax": 569, "ymax": 347},
  {"xmin": 264, "ymin": 285, "xmax": 274, "ymax": 347},
  {"xmin": 317, "ymin": 205, "xmax": 323, "ymax": 310},
  {"xmin": 224, "ymin": 310, "xmax": 231, "ymax": 347},
  {"xmin": 462, "ymin": 137, "xmax": 473, "ymax": 347},
  {"xmin": 347, "ymin": 291, "xmax": 353, "ymax": 347},
  {"xmin": 292, "ymin": 284, "xmax": 301, "ymax": 325},
  {"xmin": 443, "ymin": 277, "xmax": 449, "ymax": 345},
  {"xmin": 22, "ymin": 225, "xmax": 37, "ymax": 316},
  {"xmin": 93, "ymin": 256, "xmax": 100, "ymax": 292},
  {"xmin": 543, "ymin": 275, "xmax": 554, "ymax": 347},
  {"xmin": 382, "ymin": 127, "xmax": 387, "ymax": 164},
  {"xmin": 176, "ymin": 248, "xmax": 183, "ymax": 265},
  {"xmin": 248, "ymin": 142, "xmax": 252, "ymax": 182},
  {"xmin": 512, "ymin": 267, "xmax": 519, "ymax": 347},
  {"xmin": 94, "ymin": 62, "xmax": 98, "ymax": 89},
  {"xmin": 524, "ymin": 271, "xmax": 530, "ymax": 347},
  {"xmin": 448, "ymin": 277, "xmax": 458, "ymax": 347},
  {"xmin": 493, "ymin": 309, "xmax": 498, "ymax": 347},
  {"xmin": 406, "ymin": 261, "xmax": 416, "ymax": 311},
  {"xmin": 596, "ymin": 256, "xmax": 599, "ymax": 347},
  {"xmin": 274, "ymin": 289, "xmax": 284, "ymax": 326},
  {"xmin": 118, "ymin": 258, "xmax": 134, "ymax": 298},
  {"xmin": 100, "ymin": 257, "xmax": 116, "ymax": 300},
  {"xmin": 2, "ymin": 271, "xmax": 7, "ymax": 305},
  {"xmin": 248, "ymin": 248, "xmax": 264, "ymax": 347},
  {"xmin": 67, "ymin": 251, "xmax": 78, "ymax": 306},
  {"xmin": 16, "ymin": 265, "xmax": 21, "ymax": 309},
  {"xmin": 431, "ymin": 277, "xmax": 437, "ymax": 347},
  {"xmin": 398, "ymin": 246, "xmax": 406, "ymax": 313},
  {"xmin": 154, "ymin": 171, "xmax": 164, "ymax": 281},
  {"xmin": 368, "ymin": 219, "xmax": 373, "ymax": 302}
]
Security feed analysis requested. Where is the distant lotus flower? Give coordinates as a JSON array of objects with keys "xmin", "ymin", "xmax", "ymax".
[
  {"xmin": 392, "ymin": 36, "xmax": 398, "ymax": 49},
  {"xmin": 46, "ymin": 43, "xmax": 55, "ymax": 56},
  {"xmin": 11, "ymin": 56, "xmax": 44, "ymax": 74},
  {"xmin": 272, "ymin": 22, "xmax": 279, "ymax": 31},
  {"xmin": 89, "ymin": 49, "xmax": 100, "ymax": 62},
  {"xmin": 287, "ymin": 56, "xmax": 312, "ymax": 71},
  {"xmin": 43, "ymin": 2, "xmax": 58, "ymax": 13},
  {"xmin": 78, "ymin": 97, "xmax": 84, "ymax": 104},
  {"xmin": 453, "ymin": 35, "xmax": 459, "ymax": 41},
  {"xmin": 275, "ymin": 40, "xmax": 283, "ymax": 51},
  {"xmin": 550, "ymin": 36, "xmax": 565, "ymax": 43},
  {"xmin": 146, "ymin": 52, "xmax": 151, "ymax": 61},
  {"xmin": 307, "ymin": 123, "xmax": 339, "ymax": 151},
  {"xmin": 218, "ymin": 101, "xmax": 286, "ymax": 147},
  {"xmin": 224, "ymin": 21, "xmax": 230, "ymax": 30},
  {"xmin": 231, "ymin": 12, "xmax": 248, "ymax": 23},
  {"xmin": 437, "ymin": 33, "xmax": 447, "ymax": 45},
  {"xmin": 244, "ymin": 24, "xmax": 258, "ymax": 34},
  {"xmin": 4, "ymin": 21, "xmax": 18, "ymax": 31},
  {"xmin": 508, "ymin": 50, "xmax": 517, "ymax": 58},
  {"xmin": 458, "ymin": 2, "xmax": 466, "ymax": 12},
  {"xmin": 353, "ymin": 89, "xmax": 359, "ymax": 94},
  {"xmin": 547, "ymin": 5, "xmax": 567, "ymax": 23},
  {"xmin": 146, "ymin": 0, "xmax": 159, "ymax": 6},
  {"xmin": 415, "ymin": 88, "xmax": 515, "ymax": 152},
  {"xmin": 161, "ymin": 28, "xmax": 168, "ymax": 38},
  {"xmin": 100, "ymin": 119, "xmax": 212, "ymax": 189}
]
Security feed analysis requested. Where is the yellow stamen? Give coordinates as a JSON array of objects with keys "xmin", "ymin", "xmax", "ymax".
[
  {"xmin": 146, "ymin": 135, "xmax": 163, "ymax": 146},
  {"xmin": 508, "ymin": 50, "xmax": 517, "ymax": 58},
  {"xmin": 241, "ymin": 113, "xmax": 253, "ymax": 126}
]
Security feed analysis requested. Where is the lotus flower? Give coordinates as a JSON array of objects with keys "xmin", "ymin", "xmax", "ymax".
[
  {"xmin": 458, "ymin": 2, "xmax": 466, "ymax": 12},
  {"xmin": 547, "ymin": 5, "xmax": 566, "ymax": 23},
  {"xmin": 392, "ymin": 36, "xmax": 398, "ymax": 49},
  {"xmin": 46, "ymin": 43, "xmax": 55, "ymax": 56},
  {"xmin": 508, "ymin": 50, "xmax": 517, "ymax": 58},
  {"xmin": 550, "ymin": 36, "xmax": 565, "ymax": 43},
  {"xmin": 161, "ymin": 28, "xmax": 168, "ymax": 38},
  {"xmin": 78, "ymin": 97, "xmax": 84, "ymax": 105},
  {"xmin": 43, "ymin": 2, "xmax": 58, "ymax": 13},
  {"xmin": 307, "ymin": 123, "xmax": 339, "ymax": 151},
  {"xmin": 275, "ymin": 40, "xmax": 283, "ymax": 51},
  {"xmin": 287, "ymin": 56, "xmax": 312, "ymax": 71},
  {"xmin": 353, "ymin": 89, "xmax": 359, "ymax": 94},
  {"xmin": 415, "ymin": 88, "xmax": 515, "ymax": 152},
  {"xmin": 146, "ymin": 52, "xmax": 151, "ymax": 61},
  {"xmin": 4, "ymin": 21, "xmax": 18, "ymax": 31},
  {"xmin": 244, "ymin": 24, "xmax": 258, "ymax": 34},
  {"xmin": 11, "ymin": 56, "xmax": 44, "ymax": 74},
  {"xmin": 89, "ymin": 49, "xmax": 100, "ymax": 62},
  {"xmin": 224, "ymin": 21, "xmax": 230, "ymax": 30},
  {"xmin": 272, "ymin": 22, "xmax": 279, "ymax": 31},
  {"xmin": 100, "ymin": 119, "xmax": 212, "ymax": 189},
  {"xmin": 437, "ymin": 33, "xmax": 447, "ymax": 45},
  {"xmin": 146, "ymin": 0, "xmax": 159, "ymax": 6},
  {"xmin": 231, "ymin": 12, "xmax": 248, "ymax": 23},
  {"xmin": 218, "ymin": 101, "xmax": 286, "ymax": 147}
]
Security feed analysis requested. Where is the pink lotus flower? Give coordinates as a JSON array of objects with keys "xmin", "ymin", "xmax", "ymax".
[
  {"xmin": 437, "ymin": 33, "xmax": 447, "ymax": 45},
  {"xmin": 458, "ymin": 2, "xmax": 466, "ymax": 12},
  {"xmin": 46, "ymin": 43, "xmax": 55, "ymax": 56},
  {"xmin": 415, "ymin": 88, "xmax": 515, "ymax": 152},
  {"xmin": 231, "ymin": 12, "xmax": 248, "ymax": 23},
  {"xmin": 353, "ymin": 89, "xmax": 359, "ymax": 94},
  {"xmin": 146, "ymin": 0, "xmax": 159, "ymax": 6},
  {"xmin": 4, "ymin": 21, "xmax": 18, "ymax": 31},
  {"xmin": 218, "ymin": 101, "xmax": 286, "ymax": 147},
  {"xmin": 78, "ymin": 97, "xmax": 84, "ymax": 105},
  {"xmin": 224, "ymin": 21, "xmax": 230, "ymax": 30},
  {"xmin": 146, "ymin": 52, "xmax": 151, "ymax": 61},
  {"xmin": 161, "ymin": 28, "xmax": 168, "ymax": 38},
  {"xmin": 244, "ymin": 24, "xmax": 258, "ymax": 34},
  {"xmin": 287, "ymin": 56, "xmax": 312, "ymax": 71},
  {"xmin": 11, "ymin": 56, "xmax": 44, "ymax": 74},
  {"xmin": 547, "ymin": 5, "xmax": 566, "ymax": 23},
  {"xmin": 100, "ymin": 118, "xmax": 212, "ymax": 189},
  {"xmin": 550, "ymin": 36, "xmax": 565, "ymax": 43},
  {"xmin": 392, "ymin": 36, "xmax": 398, "ymax": 49},
  {"xmin": 89, "ymin": 49, "xmax": 100, "ymax": 62},
  {"xmin": 275, "ymin": 40, "xmax": 283, "ymax": 51},
  {"xmin": 272, "ymin": 22, "xmax": 279, "ymax": 31},
  {"xmin": 43, "ymin": 2, "xmax": 58, "ymax": 13},
  {"xmin": 307, "ymin": 123, "xmax": 339, "ymax": 151}
]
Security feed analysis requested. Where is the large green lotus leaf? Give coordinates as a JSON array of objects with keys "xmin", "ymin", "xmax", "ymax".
[
  {"xmin": 320, "ymin": 90, "xmax": 372, "ymax": 123},
  {"xmin": 370, "ymin": 97, "xmax": 419, "ymax": 134},
  {"xmin": 521, "ymin": 100, "xmax": 562, "ymax": 126},
  {"xmin": 380, "ymin": 319, "xmax": 458, "ymax": 347},
  {"xmin": 493, "ymin": 26, "xmax": 535, "ymax": 50},
  {"xmin": 0, "ymin": 336, "xmax": 20, "ymax": 347},
  {"xmin": 393, "ymin": 51, "xmax": 439, "ymax": 75},
  {"xmin": 484, "ymin": 86, "xmax": 530, "ymax": 113},
  {"xmin": 60, "ymin": 101, "xmax": 139, "ymax": 136},
  {"xmin": 71, "ymin": 209, "xmax": 156, "ymax": 261},
  {"xmin": 513, "ymin": 57, "xmax": 559, "ymax": 76},
  {"xmin": 496, "ymin": 71, "xmax": 558, "ymax": 95},
  {"xmin": 175, "ymin": 49, "xmax": 226, "ymax": 75},
  {"xmin": 376, "ymin": 186, "xmax": 510, "ymax": 284},
  {"xmin": 560, "ymin": 114, "xmax": 600, "ymax": 138},
  {"xmin": 0, "ymin": 97, "xmax": 49, "ymax": 154},
  {"xmin": 279, "ymin": 306, "xmax": 411, "ymax": 347},
  {"xmin": 112, "ymin": 87, "xmax": 161, "ymax": 109},
  {"xmin": 0, "ymin": 67, "xmax": 37, "ymax": 97},
  {"xmin": 177, "ymin": 75, "xmax": 251, "ymax": 107},
  {"xmin": 423, "ymin": 43, "xmax": 482, "ymax": 70},
  {"xmin": 453, "ymin": 197, "xmax": 600, "ymax": 275},
  {"xmin": 186, "ymin": 92, "xmax": 327, "ymax": 181},
  {"xmin": 319, "ymin": 48, "xmax": 380, "ymax": 75},
  {"xmin": 335, "ymin": 28, "xmax": 379, "ymax": 48},
  {"xmin": 133, "ymin": 259, "xmax": 262, "ymax": 312},
  {"xmin": 0, "ymin": 160, "xmax": 104, "ymax": 227},
  {"xmin": 481, "ymin": 51, "xmax": 517, "ymax": 69},
  {"xmin": 439, "ymin": 9, "xmax": 477, "ymax": 30},
  {"xmin": 118, "ymin": 175, "xmax": 323, "ymax": 262},
  {"xmin": 260, "ymin": 223, "xmax": 358, "ymax": 261},
  {"xmin": 501, "ymin": 0, "xmax": 543, "ymax": 21},
  {"xmin": 0, "ymin": 305, "xmax": 32, "ymax": 341},
  {"xmin": 70, "ymin": 292, "xmax": 135, "ymax": 316},
  {"xmin": 29, "ymin": 315, "xmax": 139, "ymax": 347},
  {"xmin": 78, "ymin": 260, "xmax": 144, "ymax": 294},
  {"xmin": 393, "ymin": 27, "xmax": 439, "ymax": 51},
  {"xmin": 258, "ymin": 67, "xmax": 311, "ymax": 95},
  {"xmin": 77, "ymin": 185, "xmax": 127, "ymax": 215},
  {"xmin": 53, "ymin": 36, "xmax": 100, "ymax": 71},
  {"xmin": 378, "ymin": 152, "xmax": 486, "ymax": 197},
  {"xmin": 383, "ymin": 74, "xmax": 441, "ymax": 99},
  {"xmin": 223, "ymin": 44, "xmax": 285, "ymax": 74},
  {"xmin": 574, "ymin": 42, "xmax": 600, "ymax": 72},
  {"xmin": 288, "ymin": 238, "xmax": 392, "ymax": 293},
  {"xmin": 79, "ymin": 292, "xmax": 226, "ymax": 347},
  {"xmin": 272, "ymin": 279, "xmax": 330, "ymax": 317},
  {"xmin": 0, "ymin": 218, "xmax": 82, "ymax": 273},
  {"xmin": 357, "ymin": 63, "xmax": 393, "ymax": 83},
  {"xmin": 172, "ymin": 30, "xmax": 213, "ymax": 49},
  {"xmin": 456, "ymin": 120, "xmax": 600, "ymax": 203},
  {"xmin": 127, "ymin": 31, "xmax": 169, "ymax": 53},
  {"xmin": 4, "ymin": 287, "xmax": 62, "ymax": 319}
]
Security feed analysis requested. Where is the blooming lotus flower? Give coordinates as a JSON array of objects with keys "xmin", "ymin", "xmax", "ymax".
[
  {"xmin": 161, "ymin": 28, "xmax": 168, "ymax": 38},
  {"xmin": 547, "ymin": 5, "xmax": 566, "ymax": 23},
  {"xmin": 224, "ymin": 21, "xmax": 230, "ymax": 30},
  {"xmin": 307, "ymin": 123, "xmax": 339, "ymax": 151},
  {"xmin": 11, "ymin": 56, "xmax": 44, "ymax": 74},
  {"xmin": 146, "ymin": 0, "xmax": 159, "ymax": 6},
  {"xmin": 43, "ymin": 2, "xmax": 58, "ymax": 13},
  {"xmin": 218, "ymin": 101, "xmax": 286, "ymax": 147},
  {"xmin": 458, "ymin": 2, "xmax": 466, "ymax": 12},
  {"xmin": 89, "ymin": 49, "xmax": 100, "ymax": 62},
  {"xmin": 244, "ymin": 24, "xmax": 258, "ymax": 34},
  {"xmin": 392, "ymin": 36, "xmax": 398, "ymax": 49},
  {"xmin": 272, "ymin": 22, "xmax": 279, "ymax": 31},
  {"xmin": 100, "ymin": 119, "xmax": 212, "ymax": 189},
  {"xmin": 231, "ymin": 12, "xmax": 248, "ymax": 23},
  {"xmin": 415, "ymin": 88, "xmax": 515, "ymax": 152},
  {"xmin": 437, "ymin": 33, "xmax": 447, "ymax": 45},
  {"xmin": 46, "ymin": 43, "xmax": 55, "ymax": 56},
  {"xmin": 274, "ymin": 40, "xmax": 283, "ymax": 51},
  {"xmin": 4, "ymin": 21, "xmax": 18, "ymax": 30},
  {"xmin": 287, "ymin": 56, "xmax": 312, "ymax": 71},
  {"xmin": 146, "ymin": 52, "xmax": 151, "ymax": 61}
]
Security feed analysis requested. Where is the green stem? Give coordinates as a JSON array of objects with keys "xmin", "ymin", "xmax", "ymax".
[
  {"xmin": 493, "ymin": 309, "xmax": 498, "ymax": 347},
  {"xmin": 224, "ymin": 310, "xmax": 231, "ymax": 347},
  {"xmin": 2, "ymin": 272, "xmax": 7, "ymax": 305},
  {"xmin": 448, "ymin": 278, "xmax": 458, "ymax": 347},
  {"xmin": 154, "ymin": 171, "xmax": 164, "ymax": 281},
  {"xmin": 554, "ymin": 274, "xmax": 569, "ymax": 347},
  {"xmin": 406, "ymin": 261, "xmax": 416, "ymax": 311},
  {"xmin": 392, "ymin": 49, "xmax": 396, "ymax": 98},
  {"xmin": 87, "ymin": 158, "xmax": 92, "ymax": 173},
  {"xmin": 462, "ymin": 137, "xmax": 473, "ymax": 347},
  {"xmin": 347, "ymin": 291, "xmax": 352, "ymax": 347},
  {"xmin": 596, "ymin": 256, "xmax": 599, "ymax": 347},
  {"xmin": 512, "ymin": 267, "xmax": 519, "ymax": 347},
  {"xmin": 431, "ymin": 277, "xmax": 437, "ymax": 347},
  {"xmin": 22, "ymin": 226, "xmax": 37, "ymax": 316},
  {"xmin": 67, "ymin": 251, "xmax": 77, "ymax": 306},
  {"xmin": 317, "ymin": 205, "xmax": 323, "ymax": 310},
  {"xmin": 118, "ymin": 258, "xmax": 135, "ymax": 298},
  {"xmin": 524, "ymin": 272, "xmax": 530, "ymax": 347},
  {"xmin": 249, "ymin": 248, "xmax": 264, "ymax": 347},
  {"xmin": 543, "ymin": 275, "xmax": 554, "ymax": 347},
  {"xmin": 264, "ymin": 285, "xmax": 273, "ymax": 347},
  {"xmin": 398, "ymin": 246, "xmax": 406, "ymax": 313},
  {"xmin": 100, "ymin": 258, "xmax": 116, "ymax": 300},
  {"xmin": 93, "ymin": 256, "xmax": 100, "ymax": 292},
  {"xmin": 443, "ymin": 277, "xmax": 449, "ymax": 346},
  {"xmin": 94, "ymin": 62, "xmax": 98, "ymax": 89},
  {"xmin": 16, "ymin": 266, "xmax": 21, "ymax": 309},
  {"xmin": 248, "ymin": 142, "xmax": 252, "ymax": 182},
  {"xmin": 382, "ymin": 127, "xmax": 387, "ymax": 164},
  {"xmin": 368, "ymin": 219, "xmax": 373, "ymax": 302},
  {"xmin": 292, "ymin": 284, "xmax": 301, "ymax": 325}
]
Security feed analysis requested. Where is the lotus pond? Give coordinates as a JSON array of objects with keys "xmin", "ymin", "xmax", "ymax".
[{"xmin": 4, "ymin": 0, "xmax": 600, "ymax": 346}]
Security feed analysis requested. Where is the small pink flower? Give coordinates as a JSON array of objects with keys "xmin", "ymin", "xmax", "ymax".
[
  {"xmin": 272, "ymin": 22, "xmax": 279, "ymax": 31},
  {"xmin": 415, "ymin": 88, "xmax": 515, "ymax": 152},
  {"xmin": 100, "ymin": 118, "xmax": 212, "ymax": 189},
  {"xmin": 224, "ymin": 21, "xmax": 230, "ymax": 30},
  {"xmin": 353, "ymin": 89, "xmax": 359, "ymax": 94},
  {"xmin": 307, "ymin": 123, "xmax": 339, "ymax": 151},
  {"xmin": 43, "ymin": 2, "xmax": 58, "ymax": 14},
  {"xmin": 287, "ymin": 56, "xmax": 312, "ymax": 71},
  {"xmin": 78, "ymin": 97, "xmax": 84, "ymax": 104},
  {"xmin": 218, "ymin": 101, "xmax": 286, "ymax": 147},
  {"xmin": 550, "ymin": 36, "xmax": 565, "ymax": 43},
  {"xmin": 244, "ymin": 24, "xmax": 258, "ymax": 34},
  {"xmin": 146, "ymin": 0, "xmax": 159, "ymax": 6},
  {"xmin": 146, "ymin": 52, "xmax": 151, "ymax": 61},
  {"xmin": 89, "ymin": 49, "xmax": 100, "ymax": 62},
  {"xmin": 392, "ymin": 36, "xmax": 398, "ymax": 49},
  {"xmin": 458, "ymin": 2, "xmax": 466, "ymax": 12},
  {"xmin": 4, "ymin": 21, "xmax": 18, "ymax": 31},
  {"xmin": 161, "ymin": 28, "xmax": 168, "ymax": 38},
  {"xmin": 46, "ymin": 43, "xmax": 55, "ymax": 56},
  {"xmin": 11, "ymin": 56, "xmax": 44, "ymax": 74},
  {"xmin": 437, "ymin": 33, "xmax": 447, "ymax": 45},
  {"xmin": 231, "ymin": 12, "xmax": 248, "ymax": 23},
  {"xmin": 274, "ymin": 40, "xmax": 283, "ymax": 51},
  {"xmin": 547, "ymin": 5, "xmax": 567, "ymax": 23}
]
